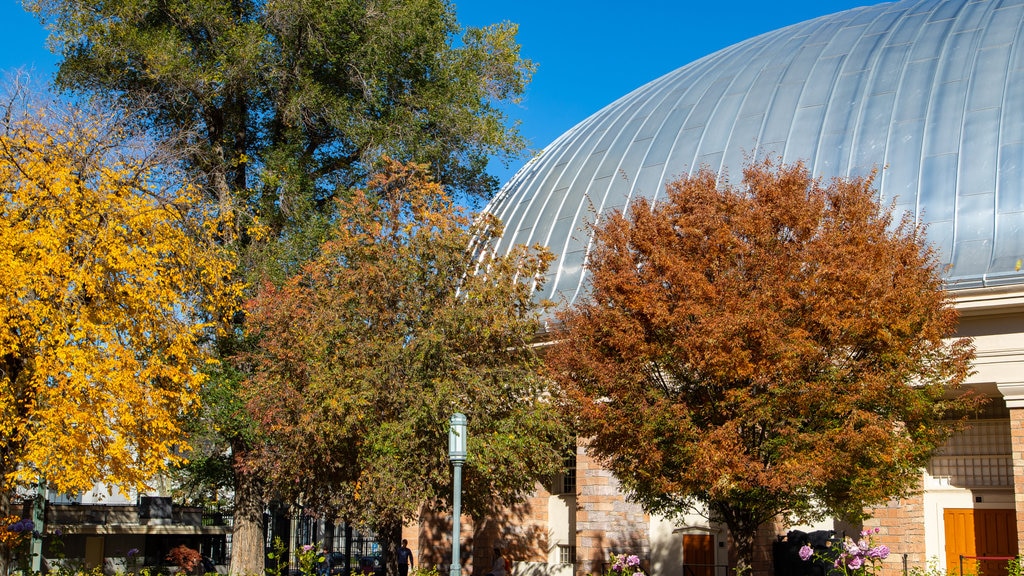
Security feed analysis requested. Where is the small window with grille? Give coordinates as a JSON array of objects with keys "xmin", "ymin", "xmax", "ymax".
[
  {"xmin": 561, "ymin": 453, "xmax": 577, "ymax": 494},
  {"xmin": 558, "ymin": 545, "xmax": 576, "ymax": 565},
  {"xmin": 547, "ymin": 452, "xmax": 578, "ymax": 495}
]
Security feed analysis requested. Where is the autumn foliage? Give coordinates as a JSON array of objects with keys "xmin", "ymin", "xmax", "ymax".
[
  {"xmin": 0, "ymin": 100, "xmax": 239, "ymax": 502},
  {"xmin": 167, "ymin": 544, "xmax": 203, "ymax": 573},
  {"xmin": 242, "ymin": 160, "xmax": 568, "ymax": 540},
  {"xmin": 547, "ymin": 159, "xmax": 977, "ymax": 573}
]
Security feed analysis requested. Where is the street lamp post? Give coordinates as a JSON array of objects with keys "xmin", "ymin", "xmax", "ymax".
[
  {"xmin": 448, "ymin": 413, "xmax": 467, "ymax": 576},
  {"xmin": 30, "ymin": 480, "xmax": 45, "ymax": 572}
]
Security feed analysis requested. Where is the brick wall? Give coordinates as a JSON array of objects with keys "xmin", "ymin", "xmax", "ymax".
[
  {"xmin": 575, "ymin": 442, "xmax": 649, "ymax": 576},
  {"xmin": 514, "ymin": 487, "xmax": 554, "ymax": 562},
  {"xmin": 750, "ymin": 518, "xmax": 784, "ymax": 575},
  {"xmin": 862, "ymin": 476, "xmax": 925, "ymax": 576},
  {"xmin": 1011, "ymin": 407, "xmax": 1024, "ymax": 556}
]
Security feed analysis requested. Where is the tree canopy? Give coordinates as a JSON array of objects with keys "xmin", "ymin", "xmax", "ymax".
[
  {"xmin": 25, "ymin": 1, "xmax": 538, "ymax": 570},
  {"xmin": 546, "ymin": 159, "xmax": 978, "ymax": 575},
  {"xmin": 28, "ymin": 0, "xmax": 534, "ymax": 215},
  {"xmin": 242, "ymin": 159, "xmax": 569, "ymax": 550},
  {"xmin": 0, "ymin": 96, "xmax": 239, "ymax": 505}
]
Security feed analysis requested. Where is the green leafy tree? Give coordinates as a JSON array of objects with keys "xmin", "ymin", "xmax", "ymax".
[
  {"xmin": 243, "ymin": 159, "xmax": 569, "ymax": 568},
  {"xmin": 26, "ymin": 0, "xmax": 537, "ymax": 572},
  {"xmin": 29, "ymin": 0, "xmax": 532, "ymax": 210},
  {"xmin": 546, "ymin": 159, "xmax": 980, "ymax": 575}
]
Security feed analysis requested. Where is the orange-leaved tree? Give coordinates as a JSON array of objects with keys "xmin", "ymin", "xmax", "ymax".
[
  {"xmin": 0, "ymin": 96, "xmax": 240, "ymax": 567},
  {"xmin": 547, "ymin": 159, "xmax": 978, "ymax": 575},
  {"xmin": 242, "ymin": 159, "xmax": 569, "ymax": 566}
]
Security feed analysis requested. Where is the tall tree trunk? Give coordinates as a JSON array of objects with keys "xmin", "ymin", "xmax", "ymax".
[
  {"xmin": 714, "ymin": 503, "xmax": 759, "ymax": 576},
  {"xmin": 229, "ymin": 461, "xmax": 266, "ymax": 576},
  {"xmin": 731, "ymin": 530, "xmax": 755, "ymax": 576},
  {"xmin": 1, "ymin": 357, "xmax": 29, "ymax": 576},
  {"xmin": 377, "ymin": 518, "xmax": 402, "ymax": 576}
]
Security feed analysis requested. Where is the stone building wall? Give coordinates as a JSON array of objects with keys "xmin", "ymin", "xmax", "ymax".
[
  {"xmin": 575, "ymin": 442, "xmax": 649, "ymax": 576},
  {"xmin": 408, "ymin": 490, "xmax": 555, "ymax": 576},
  {"xmin": 511, "ymin": 486, "xmax": 554, "ymax": 563}
]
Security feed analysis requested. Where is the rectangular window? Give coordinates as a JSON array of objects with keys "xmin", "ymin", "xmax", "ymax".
[
  {"xmin": 561, "ymin": 453, "xmax": 577, "ymax": 494},
  {"xmin": 558, "ymin": 545, "xmax": 576, "ymax": 565}
]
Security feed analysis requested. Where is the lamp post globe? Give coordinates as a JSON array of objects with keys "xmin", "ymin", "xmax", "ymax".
[{"xmin": 449, "ymin": 413, "xmax": 467, "ymax": 462}]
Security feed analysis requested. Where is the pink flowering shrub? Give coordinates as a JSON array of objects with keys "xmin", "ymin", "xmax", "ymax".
[
  {"xmin": 296, "ymin": 543, "xmax": 325, "ymax": 576},
  {"xmin": 799, "ymin": 528, "xmax": 890, "ymax": 575},
  {"xmin": 607, "ymin": 553, "xmax": 645, "ymax": 576}
]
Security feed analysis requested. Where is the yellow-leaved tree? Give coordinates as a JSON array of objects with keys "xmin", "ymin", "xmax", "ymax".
[{"xmin": 0, "ymin": 93, "xmax": 240, "ymax": 547}]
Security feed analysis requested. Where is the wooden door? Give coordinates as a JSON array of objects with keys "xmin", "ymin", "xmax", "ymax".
[
  {"xmin": 944, "ymin": 508, "xmax": 1019, "ymax": 576},
  {"xmin": 85, "ymin": 536, "xmax": 105, "ymax": 571},
  {"xmin": 682, "ymin": 534, "xmax": 714, "ymax": 576},
  {"xmin": 976, "ymin": 509, "xmax": 1018, "ymax": 576}
]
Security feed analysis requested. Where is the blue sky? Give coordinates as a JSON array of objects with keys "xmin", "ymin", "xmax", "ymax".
[
  {"xmin": 0, "ymin": 0, "xmax": 882, "ymax": 184},
  {"xmin": 456, "ymin": 0, "xmax": 883, "ymax": 182}
]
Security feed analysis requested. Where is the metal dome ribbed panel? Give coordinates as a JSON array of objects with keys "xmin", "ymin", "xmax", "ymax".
[{"xmin": 485, "ymin": 0, "xmax": 1024, "ymax": 307}]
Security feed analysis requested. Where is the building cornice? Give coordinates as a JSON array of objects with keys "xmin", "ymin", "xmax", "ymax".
[
  {"xmin": 950, "ymin": 284, "xmax": 1024, "ymax": 317},
  {"xmin": 997, "ymin": 382, "xmax": 1024, "ymax": 408}
]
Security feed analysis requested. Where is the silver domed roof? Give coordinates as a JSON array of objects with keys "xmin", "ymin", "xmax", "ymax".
[{"xmin": 486, "ymin": 0, "xmax": 1024, "ymax": 307}]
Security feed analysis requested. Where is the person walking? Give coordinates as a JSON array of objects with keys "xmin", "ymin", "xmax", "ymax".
[
  {"xmin": 485, "ymin": 548, "xmax": 506, "ymax": 576},
  {"xmin": 397, "ymin": 539, "xmax": 414, "ymax": 576}
]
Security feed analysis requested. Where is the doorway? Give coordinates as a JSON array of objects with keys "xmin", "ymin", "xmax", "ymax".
[
  {"xmin": 84, "ymin": 536, "xmax": 104, "ymax": 571},
  {"xmin": 943, "ymin": 508, "xmax": 1018, "ymax": 576},
  {"xmin": 682, "ymin": 533, "xmax": 714, "ymax": 576}
]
